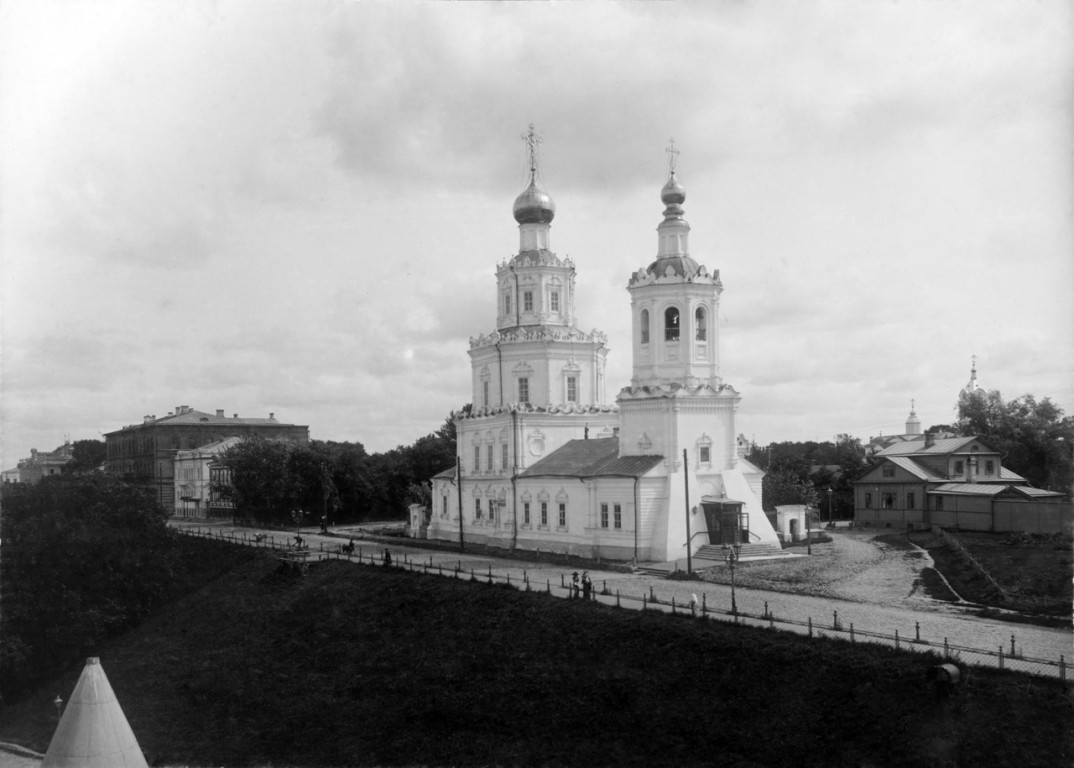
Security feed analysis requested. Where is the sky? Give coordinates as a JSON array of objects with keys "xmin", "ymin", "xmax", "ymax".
[{"xmin": 2, "ymin": 0, "xmax": 1072, "ymax": 470}]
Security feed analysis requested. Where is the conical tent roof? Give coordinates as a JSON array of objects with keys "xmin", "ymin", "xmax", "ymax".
[{"xmin": 42, "ymin": 657, "xmax": 148, "ymax": 768}]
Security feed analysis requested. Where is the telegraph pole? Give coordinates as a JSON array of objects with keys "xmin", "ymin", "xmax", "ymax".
[{"xmin": 683, "ymin": 449, "xmax": 692, "ymax": 576}]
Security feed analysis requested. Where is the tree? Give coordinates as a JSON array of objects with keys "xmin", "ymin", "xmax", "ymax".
[
  {"xmin": 0, "ymin": 474, "xmax": 178, "ymax": 695},
  {"xmin": 761, "ymin": 470, "xmax": 819, "ymax": 512},
  {"xmin": 216, "ymin": 437, "xmax": 295, "ymax": 523},
  {"xmin": 67, "ymin": 439, "xmax": 107, "ymax": 474},
  {"xmin": 957, "ymin": 390, "xmax": 1074, "ymax": 493}
]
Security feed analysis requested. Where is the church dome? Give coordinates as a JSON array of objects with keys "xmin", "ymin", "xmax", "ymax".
[
  {"xmin": 513, "ymin": 179, "xmax": 556, "ymax": 224},
  {"xmin": 661, "ymin": 172, "xmax": 685, "ymax": 206},
  {"xmin": 646, "ymin": 254, "xmax": 701, "ymax": 279}
]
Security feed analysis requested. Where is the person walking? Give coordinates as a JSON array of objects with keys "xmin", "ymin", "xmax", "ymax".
[
  {"xmin": 383, "ymin": 548, "xmax": 392, "ymax": 567},
  {"xmin": 582, "ymin": 572, "xmax": 591, "ymax": 601},
  {"xmin": 571, "ymin": 571, "xmax": 579, "ymax": 599}
]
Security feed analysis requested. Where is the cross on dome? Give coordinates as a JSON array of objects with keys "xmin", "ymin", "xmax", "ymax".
[
  {"xmin": 666, "ymin": 137, "xmax": 680, "ymax": 175},
  {"xmin": 522, "ymin": 123, "xmax": 543, "ymax": 177}
]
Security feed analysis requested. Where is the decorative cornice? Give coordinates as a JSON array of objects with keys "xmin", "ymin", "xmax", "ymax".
[
  {"xmin": 498, "ymin": 251, "xmax": 575, "ymax": 271},
  {"xmin": 470, "ymin": 326, "xmax": 608, "ymax": 350},
  {"xmin": 459, "ymin": 403, "xmax": 619, "ymax": 420},
  {"xmin": 628, "ymin": 265, "xmax": 722, "ymax": 289},
  {"xmin": 617, "ymin": 382, "xmax": 740, "ymax": 400}
]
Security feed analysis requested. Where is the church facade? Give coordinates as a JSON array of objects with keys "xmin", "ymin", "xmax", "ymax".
[{"xmin": 428, "ymin": 135, "xmax": 777, "ymax": 564}]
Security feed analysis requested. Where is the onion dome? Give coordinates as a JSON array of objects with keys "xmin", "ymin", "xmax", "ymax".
[
  {"xmin": 513, "ymin": 179, "xmax": 556, "ymax": 224},
  {"xmin": 661, "ymin": 171, "xmax": 685, "ymax": 206},
  {"xmin": 646, "ymin": 254, "xmax": 701, "ymax": 279}
]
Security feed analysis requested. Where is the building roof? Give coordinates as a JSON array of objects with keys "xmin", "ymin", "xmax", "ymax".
[
  {"xmin": 930, "ymin": 483, "xmax": 1009, "ymax": 496},
  {"xmin": 877, "ymin": 436, "xmax": 983, "ymax": 456},
  {"xmin": 42, "ymin": 657, "xmax": 148, "ymax": 768},
  {"xmin": 432, "ymin": 466, "xmax": 456, "ymax": 480},
  {"xmin": 885, "ymin": 455, "xmax": 947, "ymax": 481},
  {"xmin": 175, "ymin": 435, "xmax": 243, "ymax": 459},
  {"xmin": 519, "ymin": 438, "xmax": 663, "ymax": 479},
  {"xmin": 105, "ymin": 407, "xmax": 305, "ymax": 435}
]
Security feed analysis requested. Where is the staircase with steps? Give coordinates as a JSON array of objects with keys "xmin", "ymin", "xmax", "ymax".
[{"xmin": 695, "ymin": 542, "xmax": 785, "ymax": 561}]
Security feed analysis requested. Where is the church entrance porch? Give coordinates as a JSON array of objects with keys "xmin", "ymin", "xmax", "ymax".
[{"xmin": 702, "ymin": 499, "xmax": 748, "ymax": 546}]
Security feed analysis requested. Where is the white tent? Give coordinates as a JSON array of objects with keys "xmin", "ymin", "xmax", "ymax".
[{"xmin": 41, "ymin": 657, "xmax": 148, "ymax": 768}]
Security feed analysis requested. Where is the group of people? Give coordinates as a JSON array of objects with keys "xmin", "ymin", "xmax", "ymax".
[{"xmin": 570, "ymin": 571, "xmax": 596, "ymax": 600}]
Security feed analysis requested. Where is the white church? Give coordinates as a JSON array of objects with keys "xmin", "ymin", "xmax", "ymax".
[{"xmin": 428, "ymin": 131, "xmax": 779, "ymax": 564}]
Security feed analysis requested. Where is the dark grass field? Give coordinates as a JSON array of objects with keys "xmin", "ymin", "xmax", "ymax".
[
  {"xmin": 2, "ymin": 542, "xmax": 1072, "ymax": 767},
  {"xmin": 909, "ymin": 531, "xmax": 1072, "ymax": 616}
]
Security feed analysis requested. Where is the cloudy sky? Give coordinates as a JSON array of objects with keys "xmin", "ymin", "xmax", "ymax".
[{"xmin": 3, "ymin": 0, "xmax": 1071, "ymax": 470}]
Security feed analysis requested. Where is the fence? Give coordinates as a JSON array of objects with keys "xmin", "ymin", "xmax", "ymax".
[{"xmin": 175, "ymin": 526, "xmax": 1070, "ymax": 682}]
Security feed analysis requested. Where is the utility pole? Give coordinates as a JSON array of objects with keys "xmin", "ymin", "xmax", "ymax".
[
  {"xmin": 683, "ymin": 449, "xmax": 692, "ymax": 576},
  {"xmin": 456, "ymin": 455, "xmax": 464, "ymax": 551}
]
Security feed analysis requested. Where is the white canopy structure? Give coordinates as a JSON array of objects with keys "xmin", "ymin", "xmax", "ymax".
[{"xmin": 42, "ymin": 657, "xmax": 148, "ymax": 768}]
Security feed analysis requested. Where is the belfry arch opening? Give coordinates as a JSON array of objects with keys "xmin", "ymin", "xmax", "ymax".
[{"xmin": 664, "ymin": 306, "xmax": 680, "ymax": 341}]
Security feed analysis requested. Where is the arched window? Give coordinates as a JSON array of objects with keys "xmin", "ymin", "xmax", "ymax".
[
  {"xmin": 640, "ymin": 309, "xmax": 650, "ymax": 344},
  {"xmin": 695, "ymin": 306, "xmax": 707, "ymax": 341},
  {"xmin": 664, "ymin": 306, "xmax": 680, "ymax": 341}
]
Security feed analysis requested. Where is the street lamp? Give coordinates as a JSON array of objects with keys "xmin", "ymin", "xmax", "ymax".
[
  {"xmin": 725, "ymin": 544, "xmax": 740, "ymax": 617},
  {"xmin": 827, "ymin": 487, "xmax": 833, "ymax": 525},
  {"xmin": 53, "ymin": 695, "xmax": 63, "ymax": 723}
]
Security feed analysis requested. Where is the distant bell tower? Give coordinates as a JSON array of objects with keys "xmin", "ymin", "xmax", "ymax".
[{"xmin": 905, "ymin": 399, "xmax": 922, "ymax": 435}]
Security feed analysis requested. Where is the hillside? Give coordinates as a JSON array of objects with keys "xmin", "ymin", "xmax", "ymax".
[{"xmin": 2, "ymin": 543, "xmax": 1071, "ymax": 767}]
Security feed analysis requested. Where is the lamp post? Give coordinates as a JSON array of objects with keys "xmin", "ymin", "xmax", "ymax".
[
  {"xmin": 827, "ymin": 486, "xmax": 833, "ymax": 524},
  {"xmin": 53, "ymin": 695, "xmax": 63, "ymax": 723},
  {"xmin": 726, "ymin": 544, "xmax": 740, "ymax": 616},
  {"xmin": 806, "ymin": 507, "xmax": 812, "ymax": 556}
]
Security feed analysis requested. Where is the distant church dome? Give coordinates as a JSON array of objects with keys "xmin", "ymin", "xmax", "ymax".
[
  {"xmin": 905, "ymin": 400, "xmax": 921, "ymax": 435},
  {"xmin": 513, "ymin": 179, "xmax": 556, "ymax": 224},
  {"xmin": 646, "ymin": 254, "xmax": 701, "ymax": 279},
  {"xmin": 960, "ymin": 356, "xmax": 982, "ymax": 399}
]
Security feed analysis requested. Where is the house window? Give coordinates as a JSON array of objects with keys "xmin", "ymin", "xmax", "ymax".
[
  {"xmin": 524, "ymin": 502, "xmax": 531, "ymax": 525},
  {"xmin": 664, "ymin": 307, "xmax": 680, "ymax": 341},
  {"xmin": 864, "ymin": 492, "xmax": 872, "ymax": 509},
  {"xmin": 882, "ymin": 492, "xmax": 896, "ymax": 509},
  {"xmin": 540, "ymin": 501, "xmax": 548, "ymax": 526},
  {"xmin": 475, "ymin": 498, "xmax": 482, "ymax": 519},
  {"xmin": 518, "ymin": 378, "xmax": 529, "ymax": 404},
  {"xmin": 600, "ymin": 503, "xmax": 609, "ymax": 528},
  {"xmin": 640, "ymin": 309, "xmax": 650, "ymax": 344},
  {"xmin": 523, "ymin": 291, "xmax": 533, "ymax": 312},
  {"xmin": 614, "ymin": 504, "xmax": 622, "ymax": 529},
  {"xmin": 566, "ymin": 376, "xmax": 577, "ymax": 403},
  {"xmin": 550, "ymin": 291, "xmax": 560, "ymax": 312},
  {"xmin": 934, "ymin": 495, "xmax": 945, "ymax": 511},
  {"xmin": 699, "ymin": 446, "xmax": 710, "ymax": 464},
  {"xmin": 558, "ymin": 502, "xmax": 566, "ymax": 527},
  {"xmin": 474, "ymin": 446, "xmax": 481, "ymax": 472},
  {"xmin": 906, "ymin": 492, "xmax": 915, "ymax": 510},
  {"xmin": 695, "ymin": 306, "xmax": 706, "ymax": 340},
  {"xmin": 882, "ymin": 464, "xmax": 895, "ymax": 478},
  {"xmin": 483, "ymin": 380, "xmax": 489, "ymax": 408},
  {"xmin": 502, "ymin": 443, "xmax": 509, "ymax": 470},
  {"xmin": 985, "ymin": 460, "xmax": 994, "ymax": 475},
  {"xmin": 505, "ymin": 292, "xmax": 511, "ymax": 316},
  {"xmin": 953, "ymin": 460, "xmax": 964, "ymax": 475}
]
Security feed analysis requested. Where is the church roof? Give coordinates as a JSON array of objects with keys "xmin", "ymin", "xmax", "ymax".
[
  {"xmin": 432, "ymin": 466, "xmax": 456, "ymax": 480},
  {"xmin": 519, "ymin": 438, "xmax": 663, "ymax": 478},
  {"xmin": 42, "ymin": 657, "xmax": 148, "ymax": 768}
]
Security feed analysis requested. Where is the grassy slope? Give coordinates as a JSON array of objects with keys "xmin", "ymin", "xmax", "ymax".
[{"xmin": 2, "ymin": 545, "xmax": 1071, "ymax": 768}]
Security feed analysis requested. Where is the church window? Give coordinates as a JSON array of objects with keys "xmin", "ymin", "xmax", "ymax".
[
  {"xmin": 600, "ymin": 503, "xmax": 609, "ymax": 528},
  {"xmin": 505, "ymin": 293, "xmax": 511, "ymax": 316},
  {"xmin": 474, "ymin": 446, "xmax": 481, "ymax": 473},
  {"xmin": 442, "ymin": 495, "xmax": 448, "ymax": 517},
  {"xmin": 489, "ymin": 501, "xmax": 495, "ymax": 521},
  {"xmin": 518, "ymin": 377, "xmax": 529, "ymax": 404},
  {"xmin": 695, "ymin": 307, "xmax": 707, "ymax": 340},
  {"xmin": 614, "ymin": 504, "xmax": 622, "ymax": 529},
  {"xmin": 502, "ymin": 442, "xmax": 509, "ymax": 470},
  {"xmin": 524, "ymin": 502, "xmax": 531, "ymax": 525},
  {"xmin": 664, "ymin": 307, "xmax": 680, "ymax": 341},
  {"xmin": 550, "ymin": 291, "xmax": 560, "ymax": 312},
  {"xmin": 985, "ymin": 460, "xmax": 994, "ymax": 475},
  {"xmin": 640, "ymin": 310, "xmax": 650, "ymax": 344},
  {"xmin": 699, "ymin": 446, "xmax": 711, "ymax": 464},
  {"xmin": 487, "ymin": 445, "xmax": 493, "ymax": 472},
  {"xmin": 906, "ymin": 492, "xmax": 915, "ymax": 509},
  {"xmin": 566, "ymin": 376, "xmax": 577, "ymax": 403},
  {"xmin": 475, "ymin": 498, "xmax": 482, "ymax": 519},
  {"xmin": 524, "ymin": 291, "xmax": 533, "ymax": 312},
  {"xmin": 540, "ymin": 501, "xmax": 548, "ymax": 526},
  {"xmin": 558, "ymin": 502, "xmax": 566, "ymax": 527},
  {"xmin": 482, "ymin": 380, "xmax": 489, "ymax": 408}
]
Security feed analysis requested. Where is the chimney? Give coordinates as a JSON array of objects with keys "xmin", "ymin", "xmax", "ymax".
[
  {"xmin": 925, "ymin": 431, "xmax": 935, "ymax": 448},
  {"xmin": 269, "ymin": 412, "xmax": 275, "ymax": 419},
  {"xmin": 216, "ymin": 409, "xmax": 224, "ymax": 417},
  {"xmin": 175, "ymin": 405, "xmax": 181, "ymax": 416},
  {"xmin": 233, "ymin": 414, "xmax": 238, "ymax": 419}
]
